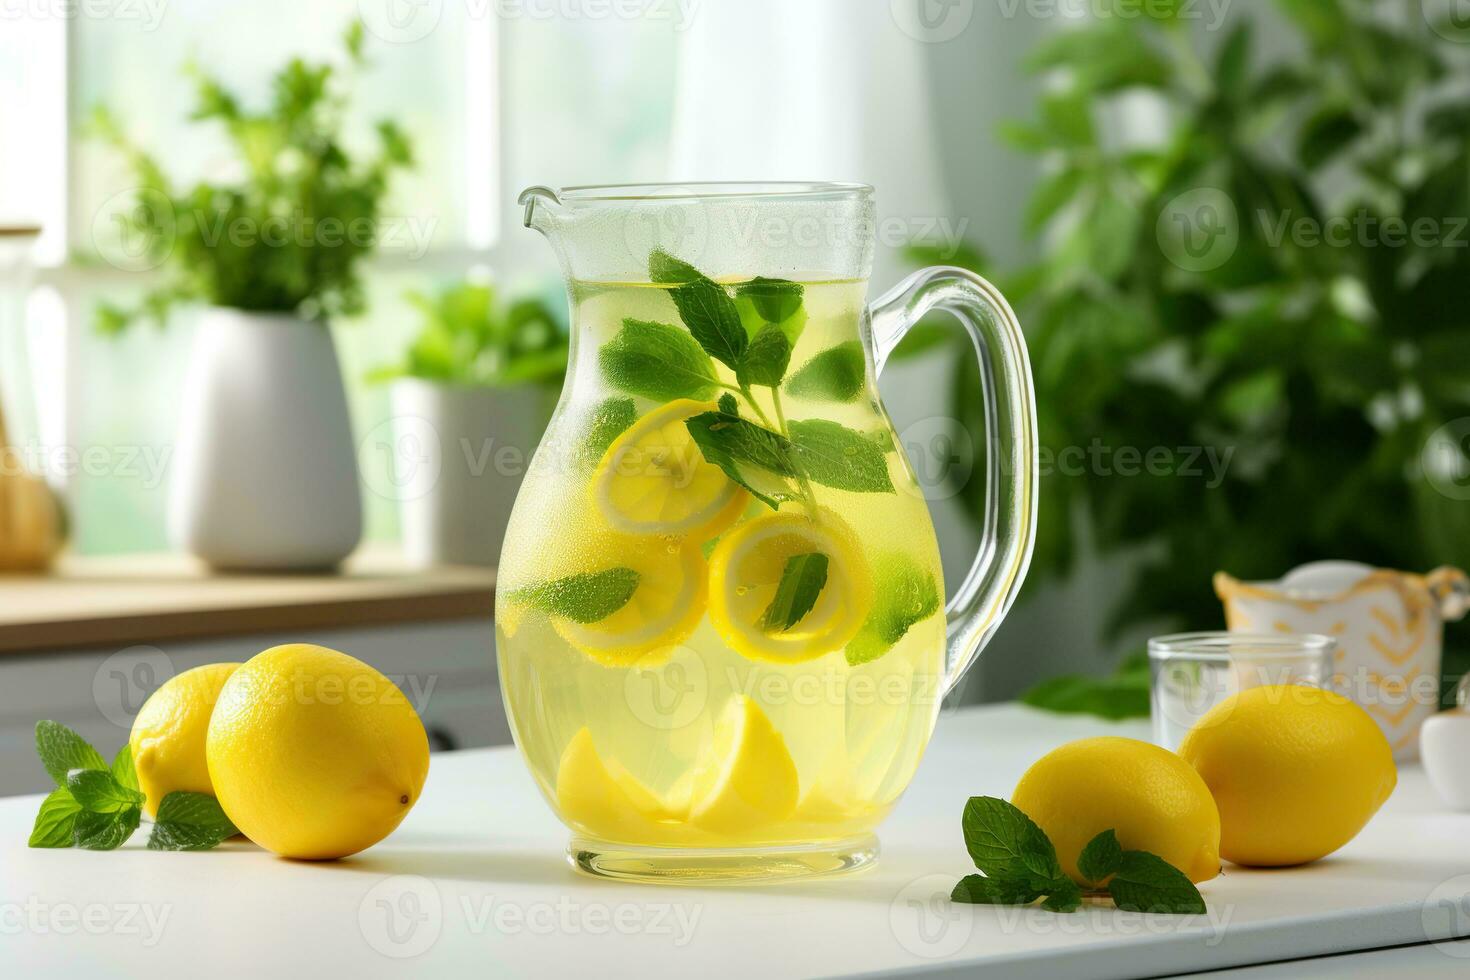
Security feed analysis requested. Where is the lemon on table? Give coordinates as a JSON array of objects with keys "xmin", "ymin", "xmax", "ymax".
[
  {"xmin": 206, "ymin": 644, "xmax": 430, "ymax": 860},
  {"xmin": 129, "ymin": 662, "xmax": 241, "ymax": 819},
  {"xmin": 548, "ymin": 540, "xmax": 709, "ymax": 664},
  {"xmin": 689, "ymin": 695, "xmax": 800, "ymax": 835},
  {"xmin": 1012, "ymin": 736, "xmax": 1221, "ymax": 885},
  {"xmin": 707, "ymin": 506, "xmax": 873, "ymax": 663},
  {"xmin": 1179, "ymin": 684, "xmax": 1395, "ymax": 867},
  {"xmin": 593, "ymin": 398, "xmax": 749, "ymax": 539}
]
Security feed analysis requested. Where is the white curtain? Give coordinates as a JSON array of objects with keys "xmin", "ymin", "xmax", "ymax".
[{"xmin": 666, "ymin": 0, "xmax": 950, "ymax": 280}]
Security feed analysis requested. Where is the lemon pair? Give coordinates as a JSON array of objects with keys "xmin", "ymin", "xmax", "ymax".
[{"xmin": 542, "ymin": 398, "xmax": 872, "ymax": 666}]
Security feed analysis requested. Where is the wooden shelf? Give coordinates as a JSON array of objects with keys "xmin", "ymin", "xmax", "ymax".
[{"xmin": 0, "ymin": 547, "xmax": 496, "ymax": 653}]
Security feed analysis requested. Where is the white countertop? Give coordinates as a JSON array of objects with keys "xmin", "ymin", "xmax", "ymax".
[{"xmin": 3, "ymin": 704, "xmax": 1468, "ymax": 979}]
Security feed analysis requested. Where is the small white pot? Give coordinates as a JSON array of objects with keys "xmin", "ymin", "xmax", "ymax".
[
  {"xmin": 169, "ymin": 308, "xmax": 362, "ymax": 570},
  {"xmin": 387, "ymin": 378, "xmax": 548, "ymax": 567}
]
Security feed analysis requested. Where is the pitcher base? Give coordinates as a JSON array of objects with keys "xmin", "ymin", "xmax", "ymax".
[{"xmin": 568, "ymin": 835, "xmax": 880, "ymax": 884}]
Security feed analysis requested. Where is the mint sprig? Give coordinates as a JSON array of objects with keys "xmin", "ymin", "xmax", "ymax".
[
  {"xmin": 27, "ymin": 720, "xmax": 235, "ymax": 852},
  {"xmin": 950, "ymin": 797, "xmax": 1207, "ymax": 915},
  {"xmin": 650, "ymin": 248, "xmax": 747, "ymax": 370},
  {"xmin": 787, "ymin": 342, "xmax": 866, "ymax": 403},
  {"xmin": 599, "ymin": 318, "xmax": 720, "ymax": 402},
  {"xmin": 508, "ymin": 567, "xmax": 641, "ymax": 624},
  {"xmin": 760, "ymin": 553, "xmax": 829, "ymax": 632}
]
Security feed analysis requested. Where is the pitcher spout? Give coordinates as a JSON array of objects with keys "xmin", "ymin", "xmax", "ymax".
[{"xmin": 518, "ymin": 185, "xmax": 563, "ymax": 235}]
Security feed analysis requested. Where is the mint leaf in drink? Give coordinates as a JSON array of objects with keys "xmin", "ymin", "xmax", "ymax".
[
  {"xmin": 736, "ymin": 323, "xmax": 792, "ymax": 388},
  {"xmin": 510, "ymin": 568, "xmax": 641, "ymax": 624},
  {"xmin": 148, "ymin": 792, "xmax": 239, "ymax": 851},
  {"xmin": 1041, "ymin": 878, "xmax": 1083, "ymax": 913},
  {"xmin": 35, "ymin": 720, "xmax": 108, "ymax": 786},
  {"xmin": 760, "ymin": 553, "xmax": 829, "ymax": 632},
  {"xmin": 950, "ymin": 874, "xmax": 1043, "ymax": 906},
  {"xmin": 846, "ymin": 554, "xmax": 941, "ymax": 665},
  {"xmin": 789, "ymin": 418, "xmax": 895, "ymax": 493},
  {"xmin": 600, "ymin": 318, "xmax": 719, "ymax": 402},
  {"xmin": 581, "ymin": 397, "xmax": 638, "ymax": 467},
  {"xmin": 738, "ymin": 276, "xmax": 804, "ymax": 324},
  {"xmin": 111, "ymin": 744, "xmax": 140, "ymax": 795},
  {"xmin": 1106, "ymin": 850, "xmax": 1207, "ymax": 914},
  {"xmin": 1078, "ymin": 829, "xmax": 1123, "ymax": 884},
  {"xmin": 787, "ymin": 342, "xmax": 866, "ymax": 402},
  {"xmin": 28, "ymin": 789, "xmax": 83, "ymax": 848},
  {"xmin": 649, "ymin": 249, "xmax": 747, "ymax": 369},
  {"xmin": 66, "ymin": 768, "xmax": 146, "ymax": 813},
  {"xmin": 685, "ymin": 410, "xmax": 799, "ymax": 509},
  {"xmin": 73, "ymin": 806, "xmax": 141, "ymax": 851},
  {"xmin": 961, "ymin": 796, "xmax": 1065, "ymax": 884},
  {"xmin": 718, "ymin": 392, "xmax": 739, "ymax": 415}
]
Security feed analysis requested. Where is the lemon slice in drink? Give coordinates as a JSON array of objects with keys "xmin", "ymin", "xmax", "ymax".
[
  {"xmin": 707, "ymin": 506, "xmax": 873, "ymax": 663},
  {"xmin": 557, "ymin": 728, "xmax": 670, "ymax": 843},
  {"xmin": 593, "ymin": 398, "xmax": 749, "ymax": 539},
  {"xmin": 688, "ymin": 695, "xmax": 800, "ymax": 835},
  {"xmin": 552, "ymin": 540, "xmax": 708, "ymax": 665}
]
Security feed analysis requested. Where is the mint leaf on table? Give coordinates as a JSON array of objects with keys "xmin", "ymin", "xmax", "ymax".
[
  {"xmin": 736, "ymin": 323, "xmax": 792, "ymax": 389},
  {"xmin": 760, "ymin": 553, "xmax": 829, "ymax": 632},
  {"xmin": 28, "ymin": 789, "xmax": 83, "ymax": 848},
  {"xmin": 111, "ymin": 744, "xmax": 140, "ymax": 794},
  {"xmin": 789, "ymin": 418, "xmax": 895, "ymax": 493},
  {"xmin": 581, "ymin": 397, "xmax": 638, "ymax": 467},
  {"xmin": 1041, "ymin": 878, "xmax": 1083, "ymax": 913},
  {"xmin": 1078, "ymin": 829, "xmax": 1123, "ymax": 884},
  {"xmin": 509, "ymin": 568, "xmax": 640, "ymax": 624},
  {"xmin": 35, "ymin": 720, "xmax": 108, "ymax": 786},
  {"xmin": 649, "ymin": 249, "xmax": 747, "ymax": 370},
  {"xmin": 685, "ymin": 410, "xmax": 799, "ymax": 509},
  {"xmin": 846, "ymin": 554, "xmax": 941, "ymax": 665},
  {"xmin": 74, "ymin": 806, "xmax": 141, "ymax": 851},
  {"xmin": 738, "ymin": 276, "xmax": 804, "ymax": 325},
  {"xmin": 1020, "ymin": 652, "xmax": 1151, "ymax": 720},
  {"xmin": 787, "ymin": 342, "xmax": 866, "ymax": 403},
  {"xmin": 961, "ymin": 796, "xmax": 1066, "ymax": 884},
  {"xmin": 951, "ymin": 874, "xmax": 1044, "ymax": 906},
  {"xmin": 148, "ymin": 792, "xmax": 239, "ymax": 851},
  {"xmin": 600, "ymin": 318, "xmax": 720, "ymax": 402},
  {"xmin": 66, "ymin": 769, "xmax": 146, "ymax": 813},
  {"xmin": 1106, "ymin": 850, "xmax": 1207, "ymax": 914}
]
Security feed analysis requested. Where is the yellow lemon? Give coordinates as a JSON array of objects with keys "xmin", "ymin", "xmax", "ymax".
[
  {"xmin": 1012, "ymin": 736, "xmax": 1222, "ymax": 885},
  {"xmin": 129, "ymin": 662, "xmax": 241, "ymax": 820},
  {"xmin": 689, "ymin": 695, "xmax": 800, "ymax": 835},
  {"xmin": 593, "ymin": 398, "xmax": 749, "ymax": 539},
  {"xmin": 549, "ymin": 540, "xmax": 709, "ymax": 665},
  {"xmin": 205, "ymin": 644, "xmax": 429, "ymax": 860},
  {"xmin": 1179, "ymin": 684, "xmax": 1395, "ymax": 867},
  {"xmin": 707, "ymin": 506, "xmax": 873, "ymax": 663},
  {"xmin": 555, "ymin": 728, "xmax": 676, "ymax": 843}
]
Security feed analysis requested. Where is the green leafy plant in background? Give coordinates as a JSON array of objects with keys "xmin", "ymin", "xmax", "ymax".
[
  {"xmin": 90, "ymin": 22, "xmax": 413, "ymax": 332},
  {"xmin": 370, "ymin": 282, "xmax": 568, "ymax": 388},
  {"xmin": 913, "ymin": 1, "xmax": 1470, "ymax": 714}
]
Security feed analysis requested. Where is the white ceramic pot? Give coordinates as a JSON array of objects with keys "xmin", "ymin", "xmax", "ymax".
[
  {"xmin": 169, "ymin": 308, "xmax": 362, "ymax": 570},
  {"xmin": 387, "ymin": 378, "xmax": 548, "ymax": 567}
]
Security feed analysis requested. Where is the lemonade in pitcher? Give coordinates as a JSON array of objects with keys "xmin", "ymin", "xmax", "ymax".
[{"xmin": 498, "ymin": 183, "xmax": 1037, "ymax": 882}]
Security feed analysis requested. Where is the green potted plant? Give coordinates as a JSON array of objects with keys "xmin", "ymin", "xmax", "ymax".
[
  {"xmin": 92, "ymin": 23, "xmax": 412, "ymax": 570},
  {"xmin": 371, "ymin": 281, "xmax": 566, "ymax": 566}
]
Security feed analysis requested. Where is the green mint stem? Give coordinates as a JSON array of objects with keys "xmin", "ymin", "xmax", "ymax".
[{"xmin": 771, "ymin": 388, "xmax": 820, "ymax": 517}]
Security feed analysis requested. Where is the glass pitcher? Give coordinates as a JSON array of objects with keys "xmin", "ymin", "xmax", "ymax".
[{"xmin": 496, "ymin": 182, "xmax": 1037, "ymax": 882}]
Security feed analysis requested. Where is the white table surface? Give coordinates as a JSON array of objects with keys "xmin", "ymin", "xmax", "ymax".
[{"xmin": 3, "ymin": 704, "xmax": 1468, "ymax": 979}]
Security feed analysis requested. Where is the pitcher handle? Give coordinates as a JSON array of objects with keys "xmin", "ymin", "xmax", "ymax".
[{"xmin": 869, "ymin": 267, "xmax": 1039, "ymax": 698}]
